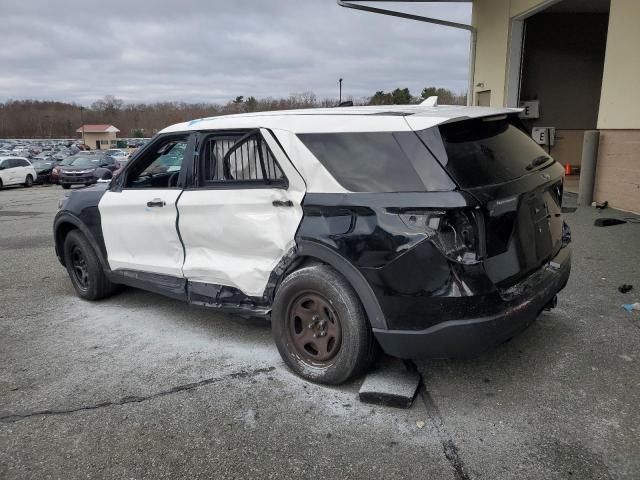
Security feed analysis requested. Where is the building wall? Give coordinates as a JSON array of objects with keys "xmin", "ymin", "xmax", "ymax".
[
  {"xmin": 594, "ymin": 131, "xmax": 640, "ymax": 214},
  {"xmin": 597, "ymin": 0, "xmax": 640, "ymax": 129},
  {"xmin": 509, "ymin": 0, "xmax": 553, "ymax": 17},
  {"xmin": 471, "ymin": 0, "xmax": 553, "ymax": 107},
  {"xmin": 471, "ymin": 0, "xmax": 511, "ymax": 107},
  {"xmin": 595, "ymin": 0, "xmax": 640, "ymax": 212}
]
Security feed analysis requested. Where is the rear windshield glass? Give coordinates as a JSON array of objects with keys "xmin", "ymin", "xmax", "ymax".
[
  {"xmin": 297, "ymin": 131, "xmax": 455, "ymax": 192},
  {"xmin": 418, "ymin": 116, "xmax": 553, "ymax": 188}
]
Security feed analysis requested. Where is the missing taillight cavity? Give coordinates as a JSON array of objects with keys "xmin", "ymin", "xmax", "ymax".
[{"xmin": 398, "ymin": 209, "xmax": 481, "ymax": 264}]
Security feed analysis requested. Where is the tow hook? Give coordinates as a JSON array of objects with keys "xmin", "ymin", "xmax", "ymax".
[{"xmin": 544, "ymin": 295, "xmax": 558, "ymax": 311}]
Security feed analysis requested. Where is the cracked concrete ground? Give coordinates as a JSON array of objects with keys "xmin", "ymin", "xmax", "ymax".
[{"xmin": 1, "ymin": 185, "xmax": 638, "ymax": 479}]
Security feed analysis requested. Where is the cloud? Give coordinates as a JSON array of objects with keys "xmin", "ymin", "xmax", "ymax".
[{"xmin": 0, "ymin": 0, "xmax": 472, "ymax": 104}]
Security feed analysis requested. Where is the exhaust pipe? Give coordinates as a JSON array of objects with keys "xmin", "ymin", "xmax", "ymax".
[{"xmin": 544, "ymin": 295, "xmax": 558, "ymax": 311}]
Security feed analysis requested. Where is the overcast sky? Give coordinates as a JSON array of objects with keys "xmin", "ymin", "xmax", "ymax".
[{"xmin": 0, "ymin": 1, "xmax": 472, "ymax": 105}]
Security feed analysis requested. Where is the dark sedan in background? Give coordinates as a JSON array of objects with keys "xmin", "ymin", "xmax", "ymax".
[
  {"xmin": 30, "ymin": 159, "xmax": 55, "ymax": 184},
  {"xmin": 59, "ymin": 154, "xmax": 118, "ymax": 189}
]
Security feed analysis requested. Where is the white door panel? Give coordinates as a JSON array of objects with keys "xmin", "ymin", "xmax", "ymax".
[
  {"xmin": 4, "ymin": 164, "xmax": 16, "ymax": 184},
  {"xmin": 179, "ymin": 129, "xmax": 306, "ymax": 297},
  {"xmin": 10, "ymin": 167, "xmax": 19, "ymax": 184},
  {"xmin": 99, "ymin": 189, "xmax": 184, "ymax": 276},
  {"xmin": 0, "ymin": 167, "xmax": 9, "ymax": 185},
  {"xmin": 179, "ymin": 189, "xmax": 303, "ymax": 297}
]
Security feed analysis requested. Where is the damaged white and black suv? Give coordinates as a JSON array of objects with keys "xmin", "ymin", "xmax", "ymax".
[{"xmin": 54, "ymin": 105, "xmax": 571, "ymax": 384}]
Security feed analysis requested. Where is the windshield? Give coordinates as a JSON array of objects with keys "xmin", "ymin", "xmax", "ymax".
[{"xmin": 68, "ymin": 157, "xmax": 99, "ymax": 167}]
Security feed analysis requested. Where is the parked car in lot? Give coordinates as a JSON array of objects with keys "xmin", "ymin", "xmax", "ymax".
[
  {"xmin": 0, "ymin": 156, "xmax": 36, "ymax": 188},
  {"xmin": 58, "ymin": 154, "xmax": 118, "ymax": 189},
  {"xmin": 105, "ymin": 148, "xmax": 130, "ymax": 164},
  {"xmin": 30, "ymin": 158, "xmax": 55, "ymax": 184},
  {"xmin": 51, "ymin": 157, "xmax": 75, "ymax": 184},
  {"xmin": 53, "ymin": 104, "xmax": 572, "ymax": 384}
]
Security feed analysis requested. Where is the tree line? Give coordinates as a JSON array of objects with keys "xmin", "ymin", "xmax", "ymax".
[{"xmin": 0, "ymin": 87, "xmax": 466, "ymax": 139}]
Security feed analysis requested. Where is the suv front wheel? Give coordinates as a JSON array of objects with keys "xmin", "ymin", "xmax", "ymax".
[
  {"xmin": 271, "ymin": 265, "xmax": 375, "ymax": 384},
  {"xmin": 63, "ymin": 230, "xmax": 117, "ymax": 300}
]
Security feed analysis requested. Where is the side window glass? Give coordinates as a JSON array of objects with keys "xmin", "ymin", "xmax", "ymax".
[
  {"xmin": 125, "ymin": 138, "xmax": 188, "ymax": 189},
  {"xmin": 19, "ymin": 159, "xmax": 30, "ymax": 167},
  {"xmin": 201, "ymin": 131, "xmax": 285, "ymax": 186}
]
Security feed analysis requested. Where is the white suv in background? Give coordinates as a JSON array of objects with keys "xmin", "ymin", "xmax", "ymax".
[{"xmin": 0, "ymin": 157, "xmax": 37, "ymax": 189}]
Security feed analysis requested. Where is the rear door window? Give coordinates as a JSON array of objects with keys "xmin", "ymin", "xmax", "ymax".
[
  {"xmin": 199, "ymin": 130, "xmax": 286, "ymax": 187},
  {"xmin": 418, "ymin": 116, "xmax": 553, "ymax": 188},
  {"xmin": 297, "ymin": 131, "xmax": 455, "ymax": 192}
]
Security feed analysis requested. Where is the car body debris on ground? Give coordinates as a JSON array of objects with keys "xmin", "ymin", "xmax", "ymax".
[{"xmin": 1, "ymin": 186, "xmax": 639, "ymax": 479}]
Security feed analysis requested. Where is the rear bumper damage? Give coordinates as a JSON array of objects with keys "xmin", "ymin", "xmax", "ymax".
[{"xmin": 373, "ymin": 245, "xmax": 571, "ymax": 359}]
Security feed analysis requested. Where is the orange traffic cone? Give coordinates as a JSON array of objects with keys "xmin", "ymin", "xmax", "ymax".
[{"xmin": 565, "ymin": 164, "xmax": 572, "ymax": 175}]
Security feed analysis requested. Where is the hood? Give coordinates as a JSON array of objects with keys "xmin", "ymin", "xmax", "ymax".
[{"xmin": 61, "ymin": 164, "xmax": 98, "ymax": 172}]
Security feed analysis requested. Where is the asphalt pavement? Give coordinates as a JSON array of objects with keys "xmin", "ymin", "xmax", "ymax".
[{"xmin": 1, "ymin": 185, "xmax": 638, "ymax": 479}]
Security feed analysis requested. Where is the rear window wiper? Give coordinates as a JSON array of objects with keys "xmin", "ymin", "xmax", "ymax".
[{"xmin": 525, "ymin": 155, "xmax": 552, "ymax": 171}]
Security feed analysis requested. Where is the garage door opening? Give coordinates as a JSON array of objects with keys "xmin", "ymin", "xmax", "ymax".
[{"xmin": 509, "ymin": 0, "xmax": 610, "ymax": 193}]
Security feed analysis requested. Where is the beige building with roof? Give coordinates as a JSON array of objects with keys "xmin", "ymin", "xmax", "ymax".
[{"xmin": 76, "ymin": 125, "xmax": 120, "ymax": 150}]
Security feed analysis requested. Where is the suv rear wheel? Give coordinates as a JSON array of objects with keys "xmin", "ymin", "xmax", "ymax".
[
  {"xmin": 23, "ymin": 175, "xmax": 33, "ymax": 187},
  {"xmin": 63, "ymin": 230, "xmax": 116, "ymax": 300},
  {"xmin": 272, "ymin": 265, "xmax": 375, "ymax": 384}
]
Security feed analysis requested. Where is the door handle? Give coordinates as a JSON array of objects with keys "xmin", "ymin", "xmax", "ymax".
[
  {"xmin": 272, "ymin": 200, "xmax": 294, "ymax": 207},
  {"xmin": 147, "ymin": 199, "xmax": 165, "ymax": 208}
]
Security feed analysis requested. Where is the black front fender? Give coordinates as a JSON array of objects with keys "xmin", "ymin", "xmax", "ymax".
[{"xmin": 53, "ymin": 211, "xmax": 110, "ymax": 271}]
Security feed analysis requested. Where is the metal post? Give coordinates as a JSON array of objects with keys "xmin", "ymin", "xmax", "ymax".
[
  {"xmin": 578, "ymin": 130, "xmax": 600, "ymax": 207},
  {"xmin": 339, "ymin": 78, "xmax": 343, "ymax": 104}
]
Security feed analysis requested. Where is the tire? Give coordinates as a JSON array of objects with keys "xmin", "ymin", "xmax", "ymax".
[
  {"xmin": 63, "ymin": 230, "xmax": 117, "ymax": 300},
  {"xmin": 271, "ymin": 265, "xmax": 375, "ymax": 385},
  {"xmin": 0, "ymin": 178, "xmax": 3, "ymax": 189},
  {"xmin": 61, "ymin": 183, "xmax": 71, "ymax": 189},
  {"xmin": 24, "ymin": 175, "xmax": 33, "ymax": 187}
]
